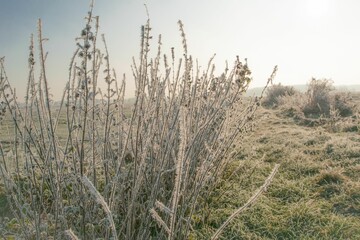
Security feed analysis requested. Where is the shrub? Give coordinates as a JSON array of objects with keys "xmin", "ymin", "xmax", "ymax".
[
  {"xmin": 302, "ymin": 78, "xmax": 334, "ymax": 118},
  {"xmin": 332, "ymin": 92, "xmax": 353, "ymax": 117},
  {"xmin": 262, "ymin": 83, "xmax": 296, "ymax": 108},
  {"xmin": 0, "ymin": 3, "xmax": 277, "ymax": 239}
]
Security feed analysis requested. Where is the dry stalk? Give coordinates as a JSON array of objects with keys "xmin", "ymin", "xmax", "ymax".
[
  {"xmin": 211, "ymin": 163, "xmax": 280, "ymax": 240},
  {"xmin": 64, "ymin": 229, "xmax": 79, "ymax": 240},
  {"xmin": 149, "ymin": 208, "xmax": 171, "ymax": 235},
  {"xmin": 81, "ymin": 176, "xmax": 118, "ymax": 240}
]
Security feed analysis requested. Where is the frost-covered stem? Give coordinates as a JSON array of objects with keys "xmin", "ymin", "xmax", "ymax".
[
  {"xmin": 211, "ymin": 164, "xmax": 280, "ymax": 240},
  {"xmin": 169, "ymin": 106, "xmax": 187, "ymax": 240}
]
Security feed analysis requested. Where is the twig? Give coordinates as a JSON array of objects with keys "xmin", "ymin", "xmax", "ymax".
[
  {"xmin": 211, "ymin": 164, "xmax": 280, "ymax": 240},
  {"xmin": 81, "ymin": 176, "xmax": 118, "ymax": 240},
  {"xmin": 64, "ymin": 229, "xmax": 79, "ymax": 240}
]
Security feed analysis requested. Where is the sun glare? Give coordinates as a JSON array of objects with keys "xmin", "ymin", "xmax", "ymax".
[{"xmin": 305, "ymin": 0, "xmax": 330, "ymax": 18}]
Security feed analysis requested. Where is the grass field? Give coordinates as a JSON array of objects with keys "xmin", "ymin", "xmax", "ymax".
[{"xmin": 189, "ymin": 93, "xmax": 360, "ymax": 239}]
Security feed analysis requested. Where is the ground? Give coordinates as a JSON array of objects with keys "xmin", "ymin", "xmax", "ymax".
[{"xmin": 192, "ymin": 103, "xmax": 360, "ymax": 239}]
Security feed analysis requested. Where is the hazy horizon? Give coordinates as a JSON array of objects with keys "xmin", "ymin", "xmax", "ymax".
[{"xmin": 1, "ymin": 0, "xmax": 359, "ymax": 101}]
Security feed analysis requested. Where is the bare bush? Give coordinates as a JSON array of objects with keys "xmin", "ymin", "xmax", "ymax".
[
  {"xmin": 301, "ymin": 78, "xmax": 354, "ymax": 119},
  {"xmin": 262, "ymin": 83, "xmax": 296, "ymax": 108},
  {"xmin": 332, "ymin": 92, "xmax": 353, "ymax": 117},
  {"xmin": 0, "ymin": 3, "xmax": 277, "ymax": 239},
  {"xmin": 302, "ymin": 78, "xmax": 333, "ymax": 118}
]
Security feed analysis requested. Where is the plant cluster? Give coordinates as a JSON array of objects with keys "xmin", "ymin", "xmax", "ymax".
[
  {"xmin": 0, "ymin": 3, "xmax": 277, "ymax": 239},
  {"xmin": 302, "ymin": 78, "xmax": 354, "ymax": 118},
  {"xmin": 272, "ymin": 79, "xmax": 356, "ymax": 130},
  {"xmin": 262, "ymin": 83, "xmax": 296, "ymax": 108},
  {"xmin": 302, "ymin": 78, "xmax": 334, "ymax": 117}
]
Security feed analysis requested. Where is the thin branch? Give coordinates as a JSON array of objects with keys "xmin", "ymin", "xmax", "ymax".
[{"xmin": 211, "ymin": 164, "xmax": 280, "ymax": 240}]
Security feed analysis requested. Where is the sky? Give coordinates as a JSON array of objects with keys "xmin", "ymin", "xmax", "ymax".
[{"xmin": 1, "ymin": 0, "xmax": 359, "ymax": 100}]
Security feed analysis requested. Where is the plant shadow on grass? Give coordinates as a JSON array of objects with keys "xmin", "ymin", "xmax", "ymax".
[{"xmin": 0, "ymin": 193, "xmax": 12, "ymax": 218}]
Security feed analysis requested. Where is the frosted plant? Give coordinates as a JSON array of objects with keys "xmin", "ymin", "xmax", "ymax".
[{"xmin": 0, "ymin": 1, "xmax": 278, "ymax": 239}]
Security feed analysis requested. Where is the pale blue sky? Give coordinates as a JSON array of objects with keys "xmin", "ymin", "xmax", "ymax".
[{"xmin": 1, "ymin": 0, "xmax": 359, "ymax": 100}]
